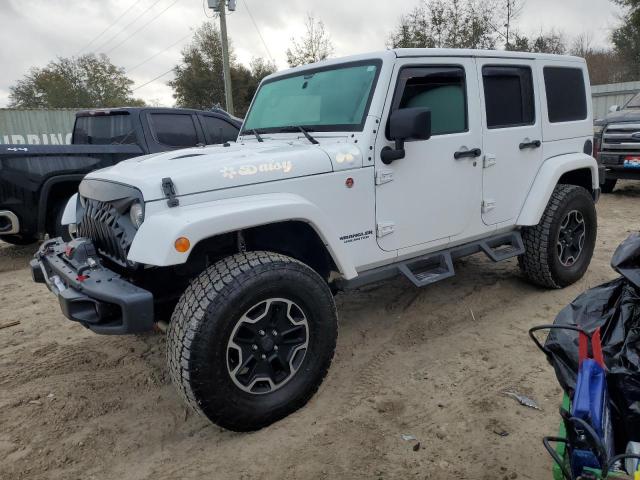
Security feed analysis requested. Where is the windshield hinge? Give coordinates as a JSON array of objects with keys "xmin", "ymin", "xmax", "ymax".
[
  {"xmin": 162, "ymin": 177, "xmax": 179, "ymax": 207},
  {"xmin": 376, "ymin": 222, "xmax": 395, "ymax": 238},
  {"xmin": 375, "ymin": 170, "xmax": 394, "ymax": 185}
]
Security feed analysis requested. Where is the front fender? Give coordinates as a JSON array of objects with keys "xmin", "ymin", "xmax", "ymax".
[
  {"xmin": 127, "ymin": 193, "xmax": 358, "ymax": 279},
  {"xmin": 517, "ymin": 153, "xmax": 598, "ymax": 226}
]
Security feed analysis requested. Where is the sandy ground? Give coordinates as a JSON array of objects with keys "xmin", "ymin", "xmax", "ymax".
[{"xmin": 0, "ymin": 182, "xmax": 638, "ymax": 480}]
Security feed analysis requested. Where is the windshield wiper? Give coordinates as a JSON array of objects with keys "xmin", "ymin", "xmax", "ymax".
[
  {"xmin": 250, "ymin": 129, "xmax": 264, "ymax": 142},
  {"xmin": 277, "ymin": 125, "xmax": 319, "ymax": 145}
]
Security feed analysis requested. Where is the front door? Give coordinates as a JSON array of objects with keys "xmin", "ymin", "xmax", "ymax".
[
  {"xmin": 374, "ymin": 59, "xmax": 483, "ymax": 252},
  {"xmin": 475, "ymin": 59, "xmax": 543, "ymax": 225}
]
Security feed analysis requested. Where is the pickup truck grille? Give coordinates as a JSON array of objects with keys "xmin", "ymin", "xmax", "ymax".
[
  {"xmin": 77, "ymin": 199, "xmax": 132, "ymax": 266},
  {"xmin": 601, "ymin": 123, "xmax": 640, "ymax": 160}
]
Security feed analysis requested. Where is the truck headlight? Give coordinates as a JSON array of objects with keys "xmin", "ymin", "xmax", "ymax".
[
  {"xmin": 129, "ymin": 202, "xmax": 144, "ymax": 228},
  {"xmin": 593, "ymin": 125, "xmax": 604, "ymax": 135}
]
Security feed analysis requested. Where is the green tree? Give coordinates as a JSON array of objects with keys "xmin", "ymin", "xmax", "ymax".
[
  {"xmin": 611, "ymin": 0, "xmax": 640, "ymax": 79},
  {"xmin": 286, "ymin": 14, "xmax": 335, "ymax": 67},
  {"xmin": 9, "ymin": 54, "xmax": 144, "ymax": 108},
  {"xmin": 169, "ymin": 22, "xmax": 276, "ymax": 116},
  {"xmin": 388, "ymin": 0, "xmax": 496, "ymax": 49},
  {"xmin": 507, "ymin": 30, "xmax": 566, "ymax": 54}
]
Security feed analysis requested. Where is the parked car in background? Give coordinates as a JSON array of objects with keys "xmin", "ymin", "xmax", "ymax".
[
  {"xmin": 594, "ymin": 91, "xmax": 640, "ymax": 192},
  {"xmin": 0, "ymin": 107, "xmax": 241, "ymax": 245}
]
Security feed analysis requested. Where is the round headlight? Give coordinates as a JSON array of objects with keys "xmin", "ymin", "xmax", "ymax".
[{"xmin": 129, "ymin": 202, "xmax": 144, "ymax": 228}]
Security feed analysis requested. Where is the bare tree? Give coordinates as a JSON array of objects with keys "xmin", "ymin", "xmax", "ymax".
[
  {"xmin": 388, "ymin": 0, "xmax": 496, "ymax": 49},
  {"xmin": 286, "ymin": 14, "xmax": 335, "ymax": 67},
  {"xmin": 500, "ymin": 0, "xmax": 525, "ymax": 49}
]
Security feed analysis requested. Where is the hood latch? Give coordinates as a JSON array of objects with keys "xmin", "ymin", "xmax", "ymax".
[{"xmin": 161, "ymin": 177, "xmax": 179, "ymax": 207}]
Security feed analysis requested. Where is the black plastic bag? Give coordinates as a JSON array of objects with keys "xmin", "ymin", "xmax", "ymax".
[{"xmin": 544, "ymin": 232, "xmax": 640, "ymax": 442}]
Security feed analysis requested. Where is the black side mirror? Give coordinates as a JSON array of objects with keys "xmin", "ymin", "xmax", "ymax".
[{"xmin": 381, "ymin": 108, "xmax": 431, "ymax": 165}]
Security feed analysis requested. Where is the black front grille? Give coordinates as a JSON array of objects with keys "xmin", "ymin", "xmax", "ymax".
[{"xmin": 77, "ymin": 199, "xmax": 132, "ymax": 266}]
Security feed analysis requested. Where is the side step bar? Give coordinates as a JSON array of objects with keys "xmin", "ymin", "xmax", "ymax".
[{"xmin": 341, "ymin": 231, "xmax": 525, "ymax": 290}]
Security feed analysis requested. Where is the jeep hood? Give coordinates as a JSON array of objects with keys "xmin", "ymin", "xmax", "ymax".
[{"xmin": 85, "ymin": 141, "xmax": 334, "ymax": 201}]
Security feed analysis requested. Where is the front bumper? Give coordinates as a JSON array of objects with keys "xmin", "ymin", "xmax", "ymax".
[{"xmin": 30, "ymin": 237, "xmax": 154, "ymax": 334}]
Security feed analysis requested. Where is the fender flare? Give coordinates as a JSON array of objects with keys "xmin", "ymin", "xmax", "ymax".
[
  {"xmin": 127, "ymin": 193, "xmax": 358, "ymax": 279},
  {"xmin": 517, "ymin": 153, "xmax": 598, "ymax": 226}
]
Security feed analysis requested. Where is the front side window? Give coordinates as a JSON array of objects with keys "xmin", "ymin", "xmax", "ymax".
[
  {"xmin": 544, "ymin": 67, "xmax": 587, "ymax": 123},
  {"xmin": 243, "ymin": 61, "xmax": 381, "ymax": 133},
  {"xmin": 150, "ymin": 113, "xmax": 198, "ymax": 147},
  {"xmin": 482, "ymin": 65, "xmax": 535, "ymax": 129},
  {"xmin": 390, "ymin": 66, "xmax": 467, "ymax": 136},
  {"xmin": 200, "ymin": 115, "xmax": 238, "ymax": 143}
]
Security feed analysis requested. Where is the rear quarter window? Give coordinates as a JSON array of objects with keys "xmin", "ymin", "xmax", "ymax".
[{"xmin": 543, "ymin": 67, "xmax": 587, "ymax": 123}]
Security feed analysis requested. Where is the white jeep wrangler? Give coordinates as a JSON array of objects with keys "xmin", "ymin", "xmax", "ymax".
[{"xmin": 31, "ymin": 49, "xmax": 599, "ymax": 431}]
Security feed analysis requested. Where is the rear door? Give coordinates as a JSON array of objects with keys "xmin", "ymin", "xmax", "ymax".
[
  {"xmin": 145, "ymin": 112, "xmax": 205, "ymax": 153},
  {"xmin": 476, "ymin": 58, "xmax": 542, "ymax": 225}
]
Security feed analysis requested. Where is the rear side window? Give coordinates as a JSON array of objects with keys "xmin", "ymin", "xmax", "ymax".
[
  {"xmin": 73, "ymin": 113, "xmax": 135, "ymax": 144},
  {"xmin": 150, "ymin": 113, "xmax": 199, "ymax": 147},
  {"xmin": 391, "ymin": 66, "xmax": 467, "ymax": 136},
  {"xmin": 543, "ymin": 67, "xmax": 587, "ymax": 123},
  {"xmin": 482, "ymin": 66, "xmax": 535, "ymax": 128},
  {"xmin": 200, "ymin": 115, "xmax": 238, "ymax": 144}
]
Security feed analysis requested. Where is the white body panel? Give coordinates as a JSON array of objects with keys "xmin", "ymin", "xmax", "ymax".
[
  {"xmin": 61, "ymin": 193, "xmax": 78, "ymax": 225},
  {"xmin": 72, "ymin": 48, "xmax": 598, "ymax": 279}
]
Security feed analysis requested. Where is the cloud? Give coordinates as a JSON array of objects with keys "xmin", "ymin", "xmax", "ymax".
[{"xmin": 0, "ymin": 0, "xmax": 625, "ymax": 108}]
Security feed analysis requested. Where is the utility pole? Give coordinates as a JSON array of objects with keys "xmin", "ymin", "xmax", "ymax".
[{"xmin": 208, "ymin": 0, "xmax": 235, "ymax": 116}]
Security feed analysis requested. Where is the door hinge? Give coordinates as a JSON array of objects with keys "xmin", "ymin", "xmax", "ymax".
[
  {"xmin": 482, "ymin": 199, "xmax": 496, "ymax": 213},
  {"xmin": 483, "ymin": 154, "xmax": 496, "ymax": 168},
  {"xmin": 375, "ymin": 170, "xmax": 394, "ymax": 185},
  {"xmin": 376, "ymin": 222, "xmax": 395, "ymax": 238}
]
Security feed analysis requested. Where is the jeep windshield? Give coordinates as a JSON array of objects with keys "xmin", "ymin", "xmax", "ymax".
[{"xmin": 242, "ymin": 60, "xmax": 381, "ymax": 134}]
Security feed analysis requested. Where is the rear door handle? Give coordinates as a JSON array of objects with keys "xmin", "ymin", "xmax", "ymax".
[
  {"xmin": 454, "ymin": 148, "xmax": 482, "ymax": 159},
  {"xmin": 519, "ymin": 140, "xmax": 541, "ymax": 150}
]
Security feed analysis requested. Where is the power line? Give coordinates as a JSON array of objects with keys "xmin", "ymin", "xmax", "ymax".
[
  {"xmin": 75, "ymin": 0, "xmax": 145, "ymax": 55},
  {"xmin": 94, "ymin": 0, "xmax": 166, "ymax": 53},
  {"xmin": 132, "ymin": 67, "xmax": 174, "ymax": 91},
  {"xmin": 242, "ymin": 0, "xmax": 274, "ymax": 64},
  {"xmin": 126, "ymin": 32, "xmax": 191, "ymax": 73},
  {"xmin": 104, "ymin": 0, "xmax": 180, "ymax": 55}
]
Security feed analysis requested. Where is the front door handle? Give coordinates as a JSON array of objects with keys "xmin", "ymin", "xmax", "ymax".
[
  {"xmin": 519, "ymin": 139, "xmax": 541, "ymax": 150},
  {"xmin": 454, "ymin": 148, "xmax": 482, "ymax": 159}
]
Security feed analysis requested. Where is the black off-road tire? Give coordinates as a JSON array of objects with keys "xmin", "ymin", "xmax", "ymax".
[
  {"xmin": 167, "ymin": 251, "xmax": 337, "ymax": 432},
  {"xmin": 50, "ymin": 201, "xmax": 72, "ymax": 242},
  {"xmin": 600, "ymin": 177, "xmax": 617, "ymax": 194},
  {"xmin": 518, "ymin": 184, "xmax": 597, "ymax": 289}
]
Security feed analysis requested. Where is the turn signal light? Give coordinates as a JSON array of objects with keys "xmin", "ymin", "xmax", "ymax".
[{"xmin": 174, "ymin": 237, "xmax": 191, "ymax": 252}]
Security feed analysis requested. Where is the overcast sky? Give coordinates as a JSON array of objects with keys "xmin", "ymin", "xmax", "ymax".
[{"xmin": 0, "ymin": 0, "xmax": 624, "ymax": 108}]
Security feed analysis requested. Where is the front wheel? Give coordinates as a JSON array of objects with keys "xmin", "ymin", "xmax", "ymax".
[
  {"xmin": 167, "ymin": 251, "xmax": 338, "ymax": 431},
  {"xmin": 518, "ymin": 184, "xmax": 597, "ymax": 288}
]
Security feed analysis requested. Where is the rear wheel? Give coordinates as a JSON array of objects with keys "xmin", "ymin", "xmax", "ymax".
[
  {"xmin": 519, "ymin": 184, "xmax": 597, "ymax": 288},
  {"xmin": 601, "ymin": 177, "xmax": 617, "ymax": 194},
  {"xmin": 167, "ymin": 251, "xmax": 337, "ymax": 431}
]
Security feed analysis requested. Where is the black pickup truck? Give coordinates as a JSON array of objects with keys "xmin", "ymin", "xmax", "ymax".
[
  {"xmin": 594, "ymin": 91, "xmax": 640, "ymax": 193},
  {"xmin": 0, "ymin": 107, "xmax": 241, "ymax": 244}
]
